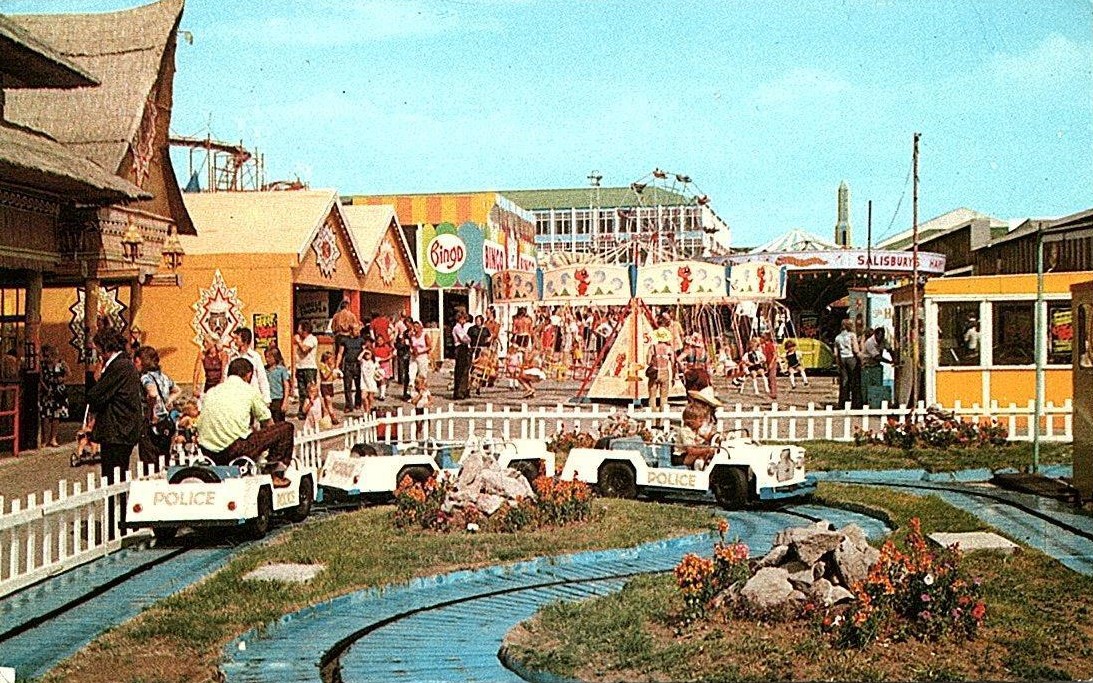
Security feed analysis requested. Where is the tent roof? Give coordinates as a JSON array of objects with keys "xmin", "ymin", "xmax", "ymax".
[
  {"xmin": 0, "ymin": 13, "xmax": 99, "ymax": 88},
  {"xmin": 749, "ymin": 228, "xmax": 840, "ymax": 253}
]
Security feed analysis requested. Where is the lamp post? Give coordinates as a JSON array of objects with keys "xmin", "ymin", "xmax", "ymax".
[
  {"xmin": 161, "ymin": 225, "xmax": 185, "ymax": 270},
  {"xmin": 120, "ymin": 220, "xmax": 144, "ymax": 261}
]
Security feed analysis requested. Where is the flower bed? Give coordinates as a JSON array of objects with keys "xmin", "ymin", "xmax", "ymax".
[
  {"xmin": 855, "ymin": 408, "xmax": 1009, "ymax": 450},
  {"xmin": 393, "ymin": 472, "xmax": 595, "ymax": 533},
  {"xmin": 672, "ymin": 517, "xmax": 986, "ymax": 650}
]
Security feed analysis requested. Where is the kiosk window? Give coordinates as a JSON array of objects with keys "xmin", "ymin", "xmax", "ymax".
[
  {"xmin": 937, "ymin": 302, "xmax": 980, "ymax": 367},
  {"xmin": 992, "ymin": 302, "xmax": 1035, "ymax": 366}
]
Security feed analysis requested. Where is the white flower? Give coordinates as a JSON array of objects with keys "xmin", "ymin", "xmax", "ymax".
[
  {"xmin": 466, "ymin": 523, "xmax": 480, "ymax": 533},
  {"xmin": 924, "ymin": 573, "xmax": 935, "ymax": 586}
]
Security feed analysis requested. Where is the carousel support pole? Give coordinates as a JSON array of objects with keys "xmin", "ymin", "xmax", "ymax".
[{"xmin": 631, "ymin": 297, "xmax": 641, "ymax": 407}]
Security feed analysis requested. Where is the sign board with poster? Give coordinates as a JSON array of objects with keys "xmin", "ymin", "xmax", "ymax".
[
  {"xmin": 253, "ymin": 313, "xmax": 278, "ymax": 353},
  {"xmin": 727, "ymin": 262, "xmax": 786, "ymax": 300},
  {"xmin": 295, "ymin": 290, "xmax": 331, "ymax": 333},
  {"xmin": 1049, "ymin": 306, "xmax": 1073, "ymax": 364}
]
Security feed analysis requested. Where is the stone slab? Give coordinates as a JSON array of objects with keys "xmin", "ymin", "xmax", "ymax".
[
  {"xmin": 928, "ymin": 531, "xmax": 1019, "ymax": 554},
  {"xmin": 243, "ymin": 563, "xmax": 326, "ymax": 583}
]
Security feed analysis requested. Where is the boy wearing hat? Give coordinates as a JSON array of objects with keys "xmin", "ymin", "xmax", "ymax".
[{"xmin": 680, "ymin": 386, "xmax": 722, "ymax": 469}]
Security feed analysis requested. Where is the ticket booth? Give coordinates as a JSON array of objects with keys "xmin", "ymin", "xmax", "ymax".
[{"xmin": 1072, "ymin": 279, "xmax": 1093, "ymax": 500}]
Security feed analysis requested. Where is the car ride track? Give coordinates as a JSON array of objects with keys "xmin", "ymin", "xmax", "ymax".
[
  {"xmin": 0, "ymin": 516, "xmax": 314, "ymax": 680},
  {"xmin": 220, "ymin": 504, "xmax": 891, "ymax": 683}
]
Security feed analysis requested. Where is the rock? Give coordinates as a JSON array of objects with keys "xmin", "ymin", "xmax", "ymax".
[
  {"xmin": 457, "ymin": 448, "xmax": 493, "ymax": 486},
  {"xmin": 772, "ymin": 520, "xmax": 833, "ymax": 547},
  {"xmin": 794, "ymin": 531, "xmax": 843, "ymax": 564},
  {"xmin": 788, "ymin": 567, "xmax": 816, "ymax": 590},
  {"xmin": 789, "ymin": 590, "xmax": 808, "ymax": 602},
  {"xmin": 781, "ymin": 560, "xmax": 810, "ymax": 574},
  {"xmin": 740, "ymin": 567, "xmax": 794, "ymax": 608},
  {"xmin": 475, "ymin": 493, "xmax": 506, "ymax": 515},
  {"xmin": 810, "ymin": 578, "xmax": 856, "ymax": 606},
  {"xmin": 838, "ymin": 523, "xmax": 869, "ymax": 548},
  {"xmin": 812, "ymin": 560, "xmax": 827, "ymax": 581},
  {"xmin": 757, "ymin": 544, "xmax": 789, "ymax": 568},
  {"xmin": 833, "ymin": 537, "xmax": 880, "ymax": 587}
]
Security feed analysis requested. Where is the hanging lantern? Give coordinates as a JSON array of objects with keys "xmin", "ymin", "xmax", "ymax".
[
  {"xmin": 121, "ymin": 220, "xmax": 144, "ymax": 261},
  {"xmin": 161, "ymin": 225, "xmax": 185, "ymax": 270}
]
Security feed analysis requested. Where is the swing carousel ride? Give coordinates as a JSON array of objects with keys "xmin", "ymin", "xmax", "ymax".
[{"xmin": 489, "ymin": 170, "xmax": 796, "ymax": 406}]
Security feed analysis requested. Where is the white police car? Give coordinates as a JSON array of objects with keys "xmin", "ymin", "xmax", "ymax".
[
  {"xmin": 126, "ymin": 456, "xmax": 319, "ymax": 542},
  {"xmin": 560, "ymin": 430, "xmax": 815, "ymax": 509}
]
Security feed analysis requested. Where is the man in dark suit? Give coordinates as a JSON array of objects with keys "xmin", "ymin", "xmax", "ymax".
[{"xmin": 86, "ymin": 326, "xmax": 143, "ymax": 483}]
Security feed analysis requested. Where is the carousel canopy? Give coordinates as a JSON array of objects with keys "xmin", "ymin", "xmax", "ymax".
[{"xmin": 749, "ymin": 229, "xmax": 839, "ymax": 254}]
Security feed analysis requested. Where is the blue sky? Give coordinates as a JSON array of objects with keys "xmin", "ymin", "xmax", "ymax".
[{"xmin": 6, "ymin": 0, "xmax": 1092, "ymax": 246}]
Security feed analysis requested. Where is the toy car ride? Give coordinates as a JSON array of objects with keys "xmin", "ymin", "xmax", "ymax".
[
  {"xmin": 125, "ymin": 455, "xmax": 319, "ymax": 542},
  {"xmin": 318, "ymin": 437, "xmax": 554, "ymax": 502},
  {"xmin": 560, "ymin": 430, "xmax": 815, "ymax": 509}
]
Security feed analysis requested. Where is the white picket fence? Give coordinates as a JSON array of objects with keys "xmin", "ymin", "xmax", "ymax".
[{"xmin": 0, "ymin": 399, "xmax": 1072, "ymax": 599}]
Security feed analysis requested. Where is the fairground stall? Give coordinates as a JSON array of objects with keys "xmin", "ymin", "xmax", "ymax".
[
  {"xmin": 129, "ymin": 190, "xmax": 417, "ymax": 381},
  {"xmin": 922, "ymin": 271, "xmax": 1092, "ymax": 409},
  {"xmin": 346, "ymin": 192, "xmax": 537, "ymax": 361},
  {"xmin": 720, "ymin": 229, "xmax": 946, "ymax": 370}
]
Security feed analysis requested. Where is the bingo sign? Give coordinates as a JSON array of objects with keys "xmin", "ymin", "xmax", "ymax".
[{"xmin": 427, "ymin": 233, "xmax": 467, "ymax": 274}]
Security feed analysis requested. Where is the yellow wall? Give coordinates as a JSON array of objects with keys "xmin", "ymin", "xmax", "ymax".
[
  {"xmin": 926, "ymin": 271, "xmax": 1093, "ymax": 297},
  {"xmin": 141, "ymin": 254, "xmax": 296, "ymax": 383},
  {"xmin": 361, "ymin": 228, "xmax": 415, "ymax": 295},
  {"xmin": 294, "ymin": 208, "xmax": 366, "ymax": 290},
  {"xmin": 935, "ymin": 368, "xmax": 1071, "ymax": 408}
]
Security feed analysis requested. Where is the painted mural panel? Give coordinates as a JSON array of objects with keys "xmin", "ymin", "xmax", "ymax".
[
  {"xmin": 727, "ymin": 262, "xmax": 787, "ymax": 299},
  {"xmin": 68, "ymin": 286, "xmax": 128, "ymax": 361},
  {"xmin": 491, "ymin": 270, "xmax": 539, "ymax": 303},
  {"xmin": 191, "ymin": 269, "xmax": 245, "ymax": 347},
  {"xmin": 542, "ymin": 264, "xmax": 630, "ymax": 305},
  {"xmin": 636, "ymin": 260, "xmax": 727, "ymax": 304}
]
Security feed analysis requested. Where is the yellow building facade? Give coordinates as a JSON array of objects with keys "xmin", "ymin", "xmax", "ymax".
[{"xmin": 924, "ymin": 271, "xmax": 1092, "ymax": 408}]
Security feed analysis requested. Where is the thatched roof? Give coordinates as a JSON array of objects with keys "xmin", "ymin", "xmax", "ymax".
[
  {"xmin": 0, "ymin": 14, "xmax": 98, "ymax": 88},
  {"xmin": 4, "ymin": 0, "xmax": 184, "ymax": 173},
  {"xmin": 0, "ymin": 121, "xmax": 148, "ymax": 202}
]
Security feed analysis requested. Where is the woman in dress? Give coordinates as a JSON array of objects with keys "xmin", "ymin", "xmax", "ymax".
[
  {"xmin": 192, "ymin": 335, "xmax": 227, "ymax": 402},
  {"xmin": 38, "ymin": 344, "xmax": 69, "ymax": 447}
]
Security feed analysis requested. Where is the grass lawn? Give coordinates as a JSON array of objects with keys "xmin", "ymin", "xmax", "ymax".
[
  {"xmin": 40, "ymin": 499, "xmax": 717, "ymax": 683},
  {"xmin": 803, "ymin": 440, "xmax": 1072, "ymax": 473},
  {"xmin": 504, "ymin": 482, "xmax": 1093, "ymax": 682}
]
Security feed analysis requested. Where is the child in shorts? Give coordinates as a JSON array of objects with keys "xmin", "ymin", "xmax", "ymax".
[{"xmin": 784, "ymin": 339, "xmax": 809, "ymax": 388}]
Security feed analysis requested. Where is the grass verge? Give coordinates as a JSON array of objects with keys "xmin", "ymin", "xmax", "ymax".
[
  {"xmin": 505, "ymin": 482, "xmax": 1093, "ymax": 682},
  {"xmin": 40, "ymin": 499, "xmax": 716, "ymax": 683},
  {"xmin": 804, "ymin": 440, "xmax": 1071, "ymax": 473}
]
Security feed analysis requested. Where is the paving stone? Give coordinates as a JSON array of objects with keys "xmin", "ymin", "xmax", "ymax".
[
  {"xmin": 928, "ymin": 531, "xmax": 1019, "ymax": 554},
  {"xmin": 243, "ymin": 563, "xmax": 327, "ymax": 583}
]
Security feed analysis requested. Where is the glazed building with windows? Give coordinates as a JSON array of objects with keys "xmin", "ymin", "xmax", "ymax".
[
  {"xmin": 501, "ymin": 186, "xmax": 731, "ymax": 259},
  {"xmin": 924, "ymin": 271, "xmax": 1092, "ymax": 408}
]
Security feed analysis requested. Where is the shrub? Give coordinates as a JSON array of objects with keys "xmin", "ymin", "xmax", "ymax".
[
  {"xmin": 392, "ymin": 473, "xmax": 452, "ymax": 530},
  {"xmin": 856, "ymin": 410, "xmax": 1009, "ymax": 451},
  {"xmin": 833, "ymin": 518, "xmax": 986, "ymax": 648},
  {"xmin": 673, "ymin": 519, "xmax": 750, "ymax": 624}
]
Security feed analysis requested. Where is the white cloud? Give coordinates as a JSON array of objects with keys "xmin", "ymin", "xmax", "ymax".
[
  {"xmin": 752, "ymin": 67, "xmax": 853, "ymax": 107},
  {"xmin": 203, "ymin": 0, "xmax": 501, "ymax": 46},
  {"xmin": 986, "ymin": 33, "xmax": 1092, "ymax": 88}
]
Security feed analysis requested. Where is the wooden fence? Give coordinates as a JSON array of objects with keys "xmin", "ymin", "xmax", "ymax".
[{"xmin": 0, "ymin": 399, "xmax": 1072, "ymax": 598}]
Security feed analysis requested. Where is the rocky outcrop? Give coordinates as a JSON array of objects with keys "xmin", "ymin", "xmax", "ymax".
[
  {"xmin": 728, "ymin": 521, "xmax": 878, "ymax": 611},
  {"xmin": 442, "ymin": 447, "xmax": 535, "ymax": 516}
]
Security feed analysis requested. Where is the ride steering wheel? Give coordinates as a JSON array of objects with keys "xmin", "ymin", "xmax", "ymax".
[{"xmin": 228, "ymin": 456, "xmax": 258, "ymax": 477}]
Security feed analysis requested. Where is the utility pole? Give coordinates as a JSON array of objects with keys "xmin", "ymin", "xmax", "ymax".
[{"xmin": 910, "ymin": 133, "xmax": 921, "ymax": 413}]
